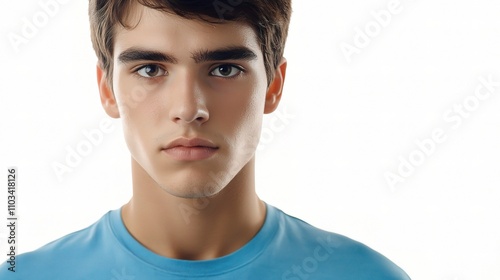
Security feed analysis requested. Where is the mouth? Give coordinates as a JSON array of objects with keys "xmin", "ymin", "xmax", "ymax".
[{"xmin": 162, "ymin": 137, "xmax": 219, "ymax": 161}]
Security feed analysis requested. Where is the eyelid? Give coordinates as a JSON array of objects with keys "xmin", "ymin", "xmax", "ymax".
[
  {"xmin": 130, "ymin": 63, "xmax": 245, "ymax": 79},
  {"xmin": 209, "ymin": 63, "xmax": 245, "ymax": 78},
  {"xmin": 132, "ymin": 63, "xmax": 168, "ymax": 78},
  {"xmin": 210, "ymin": 63, "xmax": 245, "ymax": 71}
]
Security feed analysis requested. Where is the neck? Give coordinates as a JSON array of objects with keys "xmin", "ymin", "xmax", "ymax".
[{"xmin": 121, "ymin": 157, "xmax": 266, "ymax": 260}]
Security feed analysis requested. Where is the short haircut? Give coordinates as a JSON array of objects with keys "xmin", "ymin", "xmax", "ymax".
[{"xmin": 88, "ymin": 0, "xmax": 293, "ymax": 86}]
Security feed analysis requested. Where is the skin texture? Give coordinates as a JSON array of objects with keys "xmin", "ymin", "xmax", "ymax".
[{"xmin": 96, "ymin": 4, "xmax": 287, "ymax": 260}]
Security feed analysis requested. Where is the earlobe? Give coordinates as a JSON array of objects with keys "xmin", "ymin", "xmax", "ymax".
[
  {"xmin": 96, "ymin": 65, "xmax": 120, "ymax": 118},
  {"xmin": 264, "ymin": 58, "xmax": 287, "ymax": 114}
]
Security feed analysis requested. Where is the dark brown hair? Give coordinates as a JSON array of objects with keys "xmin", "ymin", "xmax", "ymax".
[{"xmin": 89, "ymin": 0, "xmax": 292, "ymax": 85}]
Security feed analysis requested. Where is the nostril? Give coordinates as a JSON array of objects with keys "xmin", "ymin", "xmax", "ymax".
[{"xmin": 171, "ymin": 110, "xmax": 209, "ymax": 124}]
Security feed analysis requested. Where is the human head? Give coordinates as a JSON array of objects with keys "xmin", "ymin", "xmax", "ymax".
[
  {"xmin": 88, "ymin": 1, "xmax": 292, "ymax": 199},
  {"xmin": 88, "ymin": 0, "xmax": 292, "ymax": 86}
]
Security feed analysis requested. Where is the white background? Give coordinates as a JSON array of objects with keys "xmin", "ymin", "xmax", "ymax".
[{"xmin": 1, "ymin": 1, "xmax": 500, "ymax": 279}]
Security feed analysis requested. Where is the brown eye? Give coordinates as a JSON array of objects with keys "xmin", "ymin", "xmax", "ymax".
[
  {"xmin": 211, "ymin": 65, "xmax": 242, "ymax": 78},
  {"xmin": 136, "ymin": 65, "xmax": 166, "ymax": 78}
]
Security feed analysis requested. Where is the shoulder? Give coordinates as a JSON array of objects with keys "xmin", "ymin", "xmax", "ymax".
[
  {"xmin": 0, "ymin": 210, "xmax": 115, "ymax": 279},
  {"xmin": 269, "ymin": 205, "xmax": 411, "ymax": 279}
]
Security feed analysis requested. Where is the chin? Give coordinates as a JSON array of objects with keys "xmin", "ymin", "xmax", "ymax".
[
  {"xmin": 154, "ymin": 175, "xmax": 226, "ymax": 199},
  {"xmin": 158, "ymin": 184, "xmax": 224, "ymax": 199}
]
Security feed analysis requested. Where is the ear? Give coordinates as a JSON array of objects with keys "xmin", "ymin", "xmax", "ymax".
[
  {"xmin": 96, "ymin": 65, "xmax": 120, "ymax": 118},
  {"xmin": 264, "ymin": 58, "xmax": 287, "ymax": 114}
]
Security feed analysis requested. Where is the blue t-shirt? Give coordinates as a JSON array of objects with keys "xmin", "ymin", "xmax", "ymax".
[{"xmin": 0, "ymin": 204, "xmax": 410, "ymax": 279}]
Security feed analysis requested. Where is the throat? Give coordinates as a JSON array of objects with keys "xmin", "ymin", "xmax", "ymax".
[{"xmin": 121, "ymin": 193, "xmax": 266, "ymax": 260}]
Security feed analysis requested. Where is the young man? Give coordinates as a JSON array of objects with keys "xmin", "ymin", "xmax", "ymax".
[{"xmin": 1, "ymin": 0, "xmax": 410, "ymax": 279}]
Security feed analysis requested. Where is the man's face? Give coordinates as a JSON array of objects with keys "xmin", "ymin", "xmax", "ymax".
[{"xmin": 102, "ymin": 5, "xmax": 280, "ymax": 198}]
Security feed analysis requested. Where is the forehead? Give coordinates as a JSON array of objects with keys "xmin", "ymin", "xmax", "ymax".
[{"xmin": 113, "ymin": 4, "xmax": 261, "ymax": 61}]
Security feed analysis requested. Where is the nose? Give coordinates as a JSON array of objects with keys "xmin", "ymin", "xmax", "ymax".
[{"xmin": 168, "ymin": 71, "xmax": 209, "ymax": 125}]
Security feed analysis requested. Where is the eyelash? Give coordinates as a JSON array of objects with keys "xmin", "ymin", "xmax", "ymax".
[
  {"xmin": 132, "ymin": 64, "xmax": 167, "ymax": 80},
  {"xmin": 131, "ymin": 64, "xmax": 245, "ymax": 80},
  {"xmin": 210, "ymin": 64, "xmax": 245, "ymax": 79}
]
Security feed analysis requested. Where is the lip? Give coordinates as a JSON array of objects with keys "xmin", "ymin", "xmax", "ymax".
[{"xmin": 162, "ymin": 137, "xmax": 218, "ymax": 161}]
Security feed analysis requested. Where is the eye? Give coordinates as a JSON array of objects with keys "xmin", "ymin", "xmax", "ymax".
[
  {"xmin": 136, "ymin": 64, "xmax": 167, "ymax": 78},
  {"xmin": 210, "ymin": 65, "xmax": 243, "ymax": 78}
]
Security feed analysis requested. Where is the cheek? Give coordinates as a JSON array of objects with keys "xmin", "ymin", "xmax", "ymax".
[
  {"xmin": 113, "ymin": 75, "xmax": 163, "ymax": 152},
  {"xmin": 213, "ymin": 81, "xmax": 266, "ymax": 147},
  {"xmin": 114, "ymin": 74, "xmax": 154, "ymax": 118}
]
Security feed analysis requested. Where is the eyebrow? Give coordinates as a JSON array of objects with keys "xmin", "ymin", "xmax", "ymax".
[
  {"xmin": 117, "ymin": 46, "xmax": 257, "ymax": 65},
  {"xmin": 118, "ymin": 48, "xmax": 178, "ymax": 64},
  {"xmin": 192, "ymin": 47, "xmax": 257, "ymax": 63}
]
